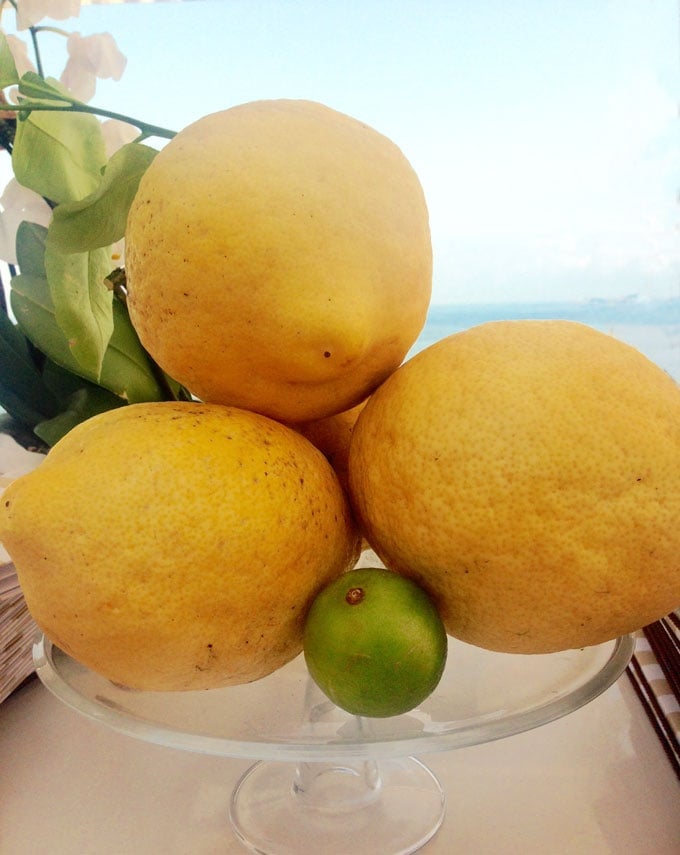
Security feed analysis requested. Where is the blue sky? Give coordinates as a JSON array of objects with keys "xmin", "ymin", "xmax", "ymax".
[{"xmin": 6, "ymin": 0, "xmax": 680, "ymax": 304}]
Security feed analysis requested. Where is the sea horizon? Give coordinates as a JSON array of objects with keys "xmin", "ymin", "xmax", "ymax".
[{"xmin": 412, "ymin": 296, "xmax": 680, "ymax": 381}]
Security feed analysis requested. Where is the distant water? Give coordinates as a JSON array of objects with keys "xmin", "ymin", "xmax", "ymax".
[{"xmin": 411, "ymin": 298, "xmax": 680, "ymax": 382}]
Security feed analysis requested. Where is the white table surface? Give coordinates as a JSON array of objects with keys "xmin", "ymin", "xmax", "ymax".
[{"xmin": 1, "ymin": 672, "xmax": 678, "ymax": 854}]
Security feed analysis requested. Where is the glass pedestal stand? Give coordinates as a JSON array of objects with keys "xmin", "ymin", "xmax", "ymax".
[
  {"xmin": 230, "ymin": 756, "xmax": 445, "ymax": 854},
  {"xmin": 34, "ymin": 633, "xmax": 634, "ymax": 854}
]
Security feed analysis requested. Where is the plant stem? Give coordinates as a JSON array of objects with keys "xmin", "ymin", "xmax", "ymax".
[
  {"xmin": 28, "ymin": 26, "xmax": 44, "ymax": 78},
  {"xmin": 9, "ymin": 100, "xmax": 176, "ymax": 140},
  {"xmin": 32, "ymin": 25, "xmax": 71, "ymax": 38}
]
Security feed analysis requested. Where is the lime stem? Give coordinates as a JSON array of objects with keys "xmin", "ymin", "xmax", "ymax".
[{"xmin": 345, "ymin": 587, "xmax": 365, "ymax": 605}]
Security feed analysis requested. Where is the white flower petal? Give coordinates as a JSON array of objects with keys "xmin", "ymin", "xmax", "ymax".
[
  {"xmin": 60, "ymin": 56, "xmax": 96, "ymax": 102},
  {"xmin": 92, "ymin": 32, "xmax": 126, "ymax": 80},
  {"xmin": 66, "ymin": 31, "xmax": 126, "ymax": 79},
  {"xmin": 16, "ymin": 0, "xmax": 81, "ymax": 30},
  {"xmin": 60, "ymin": 32, "xmax": 126, "ymax": 101},
  {"xmin": 101, "ymin": 119, "xmax": 138, "ymax": 157},
  {"xmin": 3, "ymin": 35, "xmax": 36, "ymax": 77}
]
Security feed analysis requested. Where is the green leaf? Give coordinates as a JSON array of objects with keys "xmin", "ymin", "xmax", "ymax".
[
  {"xmin": 39, "ymin": 357, "xmax": 96, "ymax": 400},
  {"xmin": 10, "ymin": 272, "xmax": 72, "ymax": 366},
  {"xmin": 48, "ymin": 142, "xmax": 158, "ymax": 252},
  {"xmin": 16, "ymin": 223, "xmax": 113, "ymax": 378},
  {"xmin": 0, "ymin": 312, "xmax": 126, "ymax": 445},
  {"xmin": 0, "ymin": 33, "xmax": 20, "ymax": 88},
  {"xmin": 10, "ymin": 262, "xmax": 167, "ymax": 403},
  {"xmin": 44, "ymin": 239, "xmax": 114, "ymax": 376},
  {"xmin": 34, "ymin": 385, "xmax": 125, "ymax": 447},
  {"xmin": 16, "ymin": 221, "xmax": 48, "ymax": 277},
  {"xmin": 104, "ymin": 296, "xmax": 168, "ymax": 402},
  {"xmin": 12, "ymin": 104, "xmax": 107, "ymax": 203},
  {"xmin": 0, "ymin": 310, "xmax": 60, "ymax": 427},
  {"xmin": 17, "ymin": 73, "xmax": 73, "ymax": 103}
]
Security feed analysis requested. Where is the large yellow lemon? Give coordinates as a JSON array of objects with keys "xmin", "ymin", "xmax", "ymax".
[
  {"xmin": 125, "ymin": 99, "xmax": 432, "ymax": 422},
  {"xmin": 293, "ymin": 398, "xmax": 367, "ymax": 494},
  {"xmin": 348, "ymin": 320, "xmax": 680, "ymax": 653},
  {"xmin": 0, "ymin": 402, "xmax": 360, "ymax": 690}
]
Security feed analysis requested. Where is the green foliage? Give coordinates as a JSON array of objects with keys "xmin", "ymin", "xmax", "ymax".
[
  {"xmin": 48, "ymin": 143, "xmax": 158, "ymax": 251},
  {"xmin": 12, "ymin": 222, "xmax": 111, "ymax": 380},
  {"xmin": 17, "ymin": 71, "xmax": 73, "ymax": 102},
  {"xmin": 0, "ymin": 33, "xmax": 19, "ymax": 88},
  {"xmin": 0, "ymin": 33, "xmax": 182, "ymax": 447},
  {"xmin": 34, "ymin": 384, "xmax": 126, "ymax": 447},
  {"xmin": 10, "ymin": 224, "xmax": 168, "ymax": 404},
  {"xmin": 43, "ymin": 240, "xmax": 115, "ymax": 374},
  {"xmin": 0, "ymin": 309, "xmax": 61, "ymax": 427},
  {"xmin": 0, "ymin": 300, "xmax": 125, "ymax": 447},
  {"xmin": 13, "ymin": 95, "xmax": 107, "ymax": 204}
]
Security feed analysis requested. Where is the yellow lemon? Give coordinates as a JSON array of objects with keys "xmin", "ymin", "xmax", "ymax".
[
  {"xmin": 348, "ymin": 320, "xmax": 680, "ymax": 653},
  {"xmin": 0, "ymin": 402, "xmax": 360, "ymax": 690},
  {"xmin": 125, "ymin": 99, "xmax": 432, "ymax": 423},
  {"xmin": 293, "ymin": 399, "xmax": 367, "ymax": 493}
]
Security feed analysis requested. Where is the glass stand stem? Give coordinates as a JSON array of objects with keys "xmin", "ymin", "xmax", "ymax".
[
  {"xmin": 229, "ymin": 755, "xmax": 445, "ymax": 854},
  {"xmin": 228, "ymin": 680, "xmax": 445, "ymax": 853},
  {"xmin": 292, "ymin": 756, "xmax": 383, "ymax": 811}
]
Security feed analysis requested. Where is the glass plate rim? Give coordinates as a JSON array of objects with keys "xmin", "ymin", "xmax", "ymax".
[{"xmin": 33, "ymin": 633, "xmax": 635, "ymax": 762}]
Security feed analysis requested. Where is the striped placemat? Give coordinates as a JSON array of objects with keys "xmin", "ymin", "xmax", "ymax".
[
  {"xmin": 0, "ymin": 570, "xmax": 39, "ymax": 704},
  {"xmin": 626, "ymin": 613, "xmax": 680, "ymax": 781},
  {"xmin": 0, "ymin": 436, "xmax": 45, "ymax": 703}
]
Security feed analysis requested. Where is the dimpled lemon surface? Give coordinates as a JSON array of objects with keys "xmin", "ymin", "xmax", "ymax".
[
  {"xmin": 348, "ymin": 320, "xmax": 680, "ymax": 653},
  {"xmin": 293, "ymin": 399, "xmax": 367, "ymax": 493},
  {"xmin": 125, "ymin": 99, "xmax": 432, "ymax": 423},
  {"xmin": 0, "ymin": 402, "xmax": 361, "ymax": 690}
]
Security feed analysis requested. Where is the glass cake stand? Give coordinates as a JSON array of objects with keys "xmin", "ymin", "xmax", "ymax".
[{"xmin": 33, "ymin": 631, "xmax": 634, "ymax": 854}]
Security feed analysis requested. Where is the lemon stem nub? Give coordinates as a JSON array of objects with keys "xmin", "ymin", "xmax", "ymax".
[{"xmin": 346, "ymin": 587, "xmax": 365, "ymax": 605}]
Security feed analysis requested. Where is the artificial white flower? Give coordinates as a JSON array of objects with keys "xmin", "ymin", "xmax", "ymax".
[
  {"xmin": 15, "ymin": 0, "xmax": 81, "ymax": 30},
  {"xmin": 2, "ymin": 34, "xmax": 36, "ymax": 76},
  {"xmin": 0, "ymin": 179, "xmax": 52, "ymax": 265},
  {"xmin": 100, "ymin": 118, "xmax": 138, "ymax": 157},
  {"xmin": 60, "ymin": 31, "xmax": 126, "ymax": 102}
]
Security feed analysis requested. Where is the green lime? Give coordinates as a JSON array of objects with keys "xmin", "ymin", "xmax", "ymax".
[{"xmin": 303, "ymin": 567, "xmax": 448, "ymax": 717}]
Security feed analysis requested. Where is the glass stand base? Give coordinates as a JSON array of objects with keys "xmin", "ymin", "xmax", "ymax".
[
  {"xmin": 34, "ymin": 635, "xmax": 634, "ymax": 853},
  {"xmin": 229, "ymin": 756, "xmax": 445, "ymax": 854}
]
